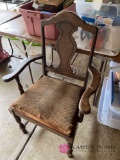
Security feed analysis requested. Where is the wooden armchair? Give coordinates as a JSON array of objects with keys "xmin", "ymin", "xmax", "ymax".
[{"xmin": 3, "ymin": 11, "xmax": 100, "ymax": 157}]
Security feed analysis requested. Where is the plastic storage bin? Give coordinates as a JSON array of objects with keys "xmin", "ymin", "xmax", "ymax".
[
  {"xmin": 98, "ymin": 77, "xmax": 120, "ymax": 130},
  {"xmin": 32, "ymin": 1, "xmax": 63, "ymax": 13},
  {"xmin": 74, "ymin": 1, "xmax": 102, "ymax": 18},
  {"xmin": 74, "ymin": 1, "xmax": 120, "ymax": 25},
  {"xmin": 19, "ymin": 2, "xmax": 76, "ymax": 40},
  {"xmin": 74, "ymin": 1, "xmax": 120, "ymax": 52},
  {"xmin": 19, "ymin": 1, "xmax": 59, "ymax": 40},
  {"xmin": 97, "ymin": 64, "xmax": 120, "ymax": 130}
]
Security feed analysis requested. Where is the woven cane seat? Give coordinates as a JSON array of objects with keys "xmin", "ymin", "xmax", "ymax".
[{"xmin": 11, "ymin": 76, "xmax": 83, "ymax": 135}]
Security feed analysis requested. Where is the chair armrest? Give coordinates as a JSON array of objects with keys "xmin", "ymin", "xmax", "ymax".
[
  {"xmin": 79, "ymin": 66, "xmax": 101, "ymax": 114},
  {"xmin": 3, "ymin": 54, "xmax": 44, "ymax": 82}
]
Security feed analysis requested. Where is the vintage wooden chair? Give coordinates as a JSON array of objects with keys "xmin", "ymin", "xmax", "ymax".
[{"xmin": 3, "ymin": 11, "xmax": 101, "ymax": 157}]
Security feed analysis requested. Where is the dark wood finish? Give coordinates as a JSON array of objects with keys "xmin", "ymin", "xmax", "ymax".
[
  {"xmin": 10, "ymin": 109, "xmax": 27, "ymax": 134},
  {"xmin": 3, "ymin": 54, "xmax": 43, "ymax": 82},
  {"xmin": 12, "ymin": 109, "xmax": 76, "ymax": 141},
  {"xmin": 3, "ymin": 11, "xmax": 101, "ymax": 158},
  {"xmin": 67, "ymin": 142, "xmax": 73, "ymax": 157},
  {"xmin": 41, "ymin": 11, "xmax": 98, "ymax": 89},
  {"xmin": 46, "ymin": 66, "xmax": 86, "ymax": 81},
  {"xmin": 79, "ymin": 66, "xmax": 101, "ymax": 115},
  {"xmin": 15, "ymin": 76, "xmax": 24, "ymax": 95},
  {"xmin": 78, "ymin": 113, "xmax": 84, "ymax": 123}
]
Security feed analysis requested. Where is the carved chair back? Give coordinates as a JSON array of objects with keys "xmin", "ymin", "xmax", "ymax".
[{"xmin": 41, "ymin": 11, "xmax": 98, "ymax": 88}]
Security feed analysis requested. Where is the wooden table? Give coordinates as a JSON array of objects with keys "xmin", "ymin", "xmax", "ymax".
[
  {"xmin": 0, "ymin": 0, "xmax": 31, "ymax": 10},
  {"xmin": 0, "ymin": 10, "xmax": 21, "ymax": 25},
  {"xmin": 0, "ymin": 11, "xmax": 120, "ymax": 64},
  {"xmin": 0, "ymin": 10, "xmax": 21, "ymax": 63},
  {"xmin": 0, "ymin": 16, "xmax": 56, "ymax": 45},
  {"xmin": 0, "ymin": 15, "xmax": 120, "ymax": 62}
]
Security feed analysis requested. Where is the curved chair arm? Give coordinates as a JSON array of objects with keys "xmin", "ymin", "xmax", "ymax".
[
  {"xmin": 79, "ymin": 66, "xmax": 101, "ymax": 114},
  {"xmin": 3, "ymin": 54, "xmax": 44, "ymax": 82}
]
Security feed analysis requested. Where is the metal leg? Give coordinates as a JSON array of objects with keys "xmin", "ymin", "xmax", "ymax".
[
  {"xmin": 5, "ymin": 2, "xmax": 9, "ymax": 10},
  {"xmin": 22, "ymin": 41, "xmax": 34, "ymax": 84},
  {"xmin": 7, "ymin": 38, "xmax": 14, "ymax": 56},
  {"xmin": 99, "ymin": 59, "xmax": 105, "ymax": 72}
]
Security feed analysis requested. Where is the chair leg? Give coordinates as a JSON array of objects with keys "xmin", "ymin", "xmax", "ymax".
[
  {"xmin": 67, "ymin": 141, "xmax": 74, "ymax": 158},
  {"xmin": 10, "ymin": 110, "xmax": 28, "ymax": 134},
  {"xmin": 66, "ymin": 122, "xmax": 79, "ymax": 158},
  {"xmin": 78, "ymin": 112, "xmax": 84, "ymax": 123}
]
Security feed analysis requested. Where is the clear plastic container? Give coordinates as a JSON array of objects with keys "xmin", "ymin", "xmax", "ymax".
[
  {"xmin": 74, "ymin": 1, "xmax": 120, "ymax": 53},
  {"xmin": 98, "ymin": 63, "xmax": 120, "ymax": 130},
  {"xmin": 98, "ymin": 77, "xmax": 120, "ymax": 130},
  {"xmin": 74, "ymin": 1, "xmax": 120, "ymax": 27},
  {"xmin": 74, "ymin": 1, "xmax": 102, "ymax": 18},
  {"xmin": 109, "ymin": 63, "xmax": 120, "ymax": 115}
]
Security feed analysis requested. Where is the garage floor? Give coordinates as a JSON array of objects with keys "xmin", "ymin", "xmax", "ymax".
[{"xmin": 0, "ymin": 36, "xmax": 120, "ymax": 160}]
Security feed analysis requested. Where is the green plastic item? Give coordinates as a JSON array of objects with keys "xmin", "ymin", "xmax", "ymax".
[
  {"xmin": 4, "ymin": 36, "xmax": 41, "ymax": 46},
  {"xmin": 22, "ymin": 40, "xmax": 41, "ymax": 46},
  {"xmin": 4, "ymin": 36, "xmax": 19, "ymax": 40},
  {"xmin": 85, "ymin": 0, "xmax": 93, "ymax": 2}
]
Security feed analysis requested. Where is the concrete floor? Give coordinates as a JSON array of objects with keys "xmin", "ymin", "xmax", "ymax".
[{"xmin": 0, "ymin": 37, "xmax": 120, "ymax": 160}]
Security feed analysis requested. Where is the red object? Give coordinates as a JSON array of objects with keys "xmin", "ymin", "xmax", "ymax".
[
  {"xmin": 89, "ymin": 27, "xmax": 105, "ymax": 50},
  {"xmin": 19, "ymin": 2, "xmax": 76, "ymax": 40},
  {"xmin": 0, "ymin": 50, "xmax": 10, "ymax": 63},
  {"xmin": 0, "ymin": 37, "xmax": 10, "ymax": 64},
  {"xmin": 89, "ymin": 37, "xmax": 103, "ymax": 50}
]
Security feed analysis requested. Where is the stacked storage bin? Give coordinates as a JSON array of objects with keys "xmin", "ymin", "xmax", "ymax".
[
  {"xmin": 98, "ymin": 61, "xmax": 120, "ymax": 130},
  {"xmin": 19, "ymin": 0, "xmax": 75, "ymax": 40}
]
